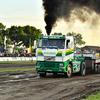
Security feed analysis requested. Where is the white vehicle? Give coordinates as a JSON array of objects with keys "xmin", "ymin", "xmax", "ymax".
[{"xmin": 35, "ymin": 35, "xmax": 100, "ymax": 77}]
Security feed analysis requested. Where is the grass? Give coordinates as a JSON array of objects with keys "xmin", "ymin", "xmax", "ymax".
[
  {"xmin": 0, "ymin": 60, "xmax": 36, "ymax": 72},
  {"xmin": 0, "ymin": 68, "xmax": 36, "ymax": 72},
  {"xmin": 81, "ymin": 92, "xmax": 100, "ymax": 100},
  {"xmin": 0, "ymin": 60, "xmax": 36, "ymax": 64}
]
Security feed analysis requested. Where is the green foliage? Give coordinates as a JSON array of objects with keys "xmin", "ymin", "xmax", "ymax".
[
  {"xmin": 0, "ymin": 36, "xmax": 3, "ymax": 45},
  {"xmin": 81, "ymin": 92, "xmax": 100, "ymax": 100},
  {"xmin": 7, "ymin": 46, "xmax": 12, "ymax": 48},
  {"xmin": 0, "ymin": 23, "xmax": 7, "ymax": 46},
  {"xmin": 32, "ymin": 48, "xmax": 36, "ymax": 53},
  {"xmin": 8, "ymin": 51, "xmax": 10, "ymax": 53},
  {"xmin": 0, "ymin": 68, "xmax": 35, "ymax": 72},
  {"xmin": 0, "ymin": 23, "xmax": 11, "ymax": 47},
  {"xmin": 7, "ymin": 25, "xmax": 42, "ymax": 48},
  {"xmin": 67, "ymin": 32, "xmax": 86, "ymax": 48},
  {"xmin": 22, "ymin": 25, "xmax": 42, "ymax": 47},
  {"xmin": 0, "ymin": 23, "xmax": 6, "ymax": 30},
  {"xmin": 0, "ymin": 23, "xmax": 42, "ymax": 50},
  {"xmin": 7, "ymin": 26, "xmax": 22, "ymax": 45},
  {"xmin": 15, "ymin": 47, "xmax": 24, "ymax": 53},
  {"xmin": 0, "ymin": 60, "xmax": 36, "ymax": 64}
]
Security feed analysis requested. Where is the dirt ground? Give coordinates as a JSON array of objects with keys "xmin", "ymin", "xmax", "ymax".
[{"xmin": 0, "ymin": 64, "xmax": 100, "ymax": 100}]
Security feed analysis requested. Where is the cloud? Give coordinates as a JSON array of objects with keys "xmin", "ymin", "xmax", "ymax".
[
  {"xmin": 0, "ymin": 15, "xmax": 45, "ymax": 32},
  {"xmin": 51, "ymin": 19, "xmax": 100, "ymax": 46}
]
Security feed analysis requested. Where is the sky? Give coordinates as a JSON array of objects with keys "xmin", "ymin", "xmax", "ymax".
[{"xmin": 0, "ymin": 0, "xmax": 100, "ymax": 46}]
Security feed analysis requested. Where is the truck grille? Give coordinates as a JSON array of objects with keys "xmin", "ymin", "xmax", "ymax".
[
  {"xmin": 44, "ymin": 63, "xmax": 55, "ymax": 68},
  {"xmin": 44, "ymin": 56, "xmax": 55, "ymax": 61}
]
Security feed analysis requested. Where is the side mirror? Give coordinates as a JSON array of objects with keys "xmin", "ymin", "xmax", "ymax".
[
  {"xmin": 68, "ymin": 42, "xmax": 71, "ymax": 48},
  {"xmin": 34, "ymin": 40, "xmax": 37, "ymax": 49}
]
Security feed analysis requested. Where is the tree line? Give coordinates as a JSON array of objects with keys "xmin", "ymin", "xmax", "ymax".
[
  {"xmin": 0, "ymin": 22, "xmax": 85, "ymax": 50},
  {"xmin": 0, "ymin": 23, "xmax": 42, "ymax": 48},
  {"xmin": 52, "ymin": 32, "xmax": 86, "ymax": 48}
]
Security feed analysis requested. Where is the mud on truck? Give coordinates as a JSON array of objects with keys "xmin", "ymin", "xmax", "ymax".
[{"xmin": 35, "ymin": 35, "xmax": 100, "ymax": 77}]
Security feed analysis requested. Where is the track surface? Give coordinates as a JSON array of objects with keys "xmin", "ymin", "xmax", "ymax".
[{"xmin": 0, "ymin": 64, "xmax": 100, "ymax": 100}]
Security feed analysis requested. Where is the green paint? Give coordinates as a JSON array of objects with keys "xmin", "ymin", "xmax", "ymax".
[
  {"xmin": 56, "ymin": 52, "xmax": 62, "ymax": 56},
  {"xmin": 43, "ymin": 52, "xmax": 56, "ymax": 55},
  {"xmin": 65, "ymin": 50, "xmax": 74, "ymax": 56},
  {"xmin": 36, "ymin": 61, "xmax": 67, "ymax": 72},
  {"xmin": 38, "ymin": 52, "xmax": 43, "ymax": 55},
  {"xmin": 39, "ymin": 36, "xmax": 66, "ymax": 39}
]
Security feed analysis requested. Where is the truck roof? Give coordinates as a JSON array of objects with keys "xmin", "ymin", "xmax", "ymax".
[{"xmin": 39, "ymin": 35, "xmax": 72, "ymax": 39}]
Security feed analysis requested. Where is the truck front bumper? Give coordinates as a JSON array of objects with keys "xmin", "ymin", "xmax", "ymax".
[
  {"xmin": 36, "ymin": 66, "xmax": 66, "ymax": 73},
  {"xmin": 35, "ymin": 61, "xmax": 68, "ymax": 73}
]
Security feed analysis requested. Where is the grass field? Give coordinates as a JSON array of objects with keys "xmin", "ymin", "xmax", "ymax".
[
  {"xmin": 81, "ymin": 92, "xmax": 100, "ymax": 100},
  {"xmin": 0, "ymin": 68, "xmax": 36, "ymax": 72},
  {"xmin": 0, "ymin": 60, "xmax": 36, "ymax": 64},
  {"xmin": 0, "ymin": 60, "xmax": 36, "ymax": 72}
]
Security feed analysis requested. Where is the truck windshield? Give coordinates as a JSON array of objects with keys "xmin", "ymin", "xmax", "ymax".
[{"xmin": 37, "ymin": 39, "xmax": 65, "ymax": 49}]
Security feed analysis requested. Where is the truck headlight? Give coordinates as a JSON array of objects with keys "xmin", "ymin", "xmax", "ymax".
[{"xmin": 59, "ymin": 63, "xmax": 63, "ymax": 67}]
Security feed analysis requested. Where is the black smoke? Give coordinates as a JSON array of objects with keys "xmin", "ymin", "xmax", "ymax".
[{"xmin": 42, "ymin": 0, "xmax": 100, "ymax": 35}]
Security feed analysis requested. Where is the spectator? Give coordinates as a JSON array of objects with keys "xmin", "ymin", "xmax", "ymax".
[
  {"xmin": 18, "ymin": 53, "xmax": 20, "ymax": 57},
  {"xmin": 2, "ymin": 52, "xmax": 4, "ymax": 56}
]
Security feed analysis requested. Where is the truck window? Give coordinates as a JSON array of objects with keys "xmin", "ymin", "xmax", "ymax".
[
  {"xmin": 66, "ymin": 40, "xmax": 70, "ymax": 48},
  {"xmin": 60, "ymin": 40, "xmax": 65, "ymax": 49},
  {"xmin": 37, "ymin": 39, "xmax": 65, "ymax": 49}
]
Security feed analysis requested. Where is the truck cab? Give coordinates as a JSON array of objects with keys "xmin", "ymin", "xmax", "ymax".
[
  {"xmin": 36, "ymin": 35, "xmax": 74, "ymax": 61},
  {"xmin": 35, "ymin": 35, "xmax": 100, "ymax": 77},
  {"xmin": 35, "ymin": 35, "xmax": 77, "ymax": 77}
]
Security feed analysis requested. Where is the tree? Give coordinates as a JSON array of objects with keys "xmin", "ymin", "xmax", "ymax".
[
  {"xmin": 7, "ymin": 26, "xmax": 21, "ymax": 52},
  {"xmin": 67, "ymin": 32, "xmax": 86, "ymax": 48},
  {"xmin": 0, "ymin": 23, "xmax": 6, "ymax": 46},
  {"xmin": 7, "ymin": 25, "xmax": 42, "ymax": 48},
  {"xmin": 0, "ymin": 23, "xmax": 11, "ymax": 51},
  {"xmin": 22, "ymin": 25, "xmax": 42, "ymax": 48},
  {"xmin": 7, "ymin": 26, "xmax": 21, "ymax": 44}
]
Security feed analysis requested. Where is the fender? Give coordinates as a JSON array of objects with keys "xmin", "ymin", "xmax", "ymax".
[
  {"xmin": 71, "ymin": 56, "xmax": 85, "ymax": 73},
  {"xmin": 64, "ymin": 59, "xmax": 71, "ymax": 68}
]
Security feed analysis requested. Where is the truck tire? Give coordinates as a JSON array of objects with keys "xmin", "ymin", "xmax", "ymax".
[
  {"xmin": 39, "ymin": 72, "xmax": 46, "ymax": 77},
  {"xmin": 80, "ymin": 61, "xmax": 86, "ymax": 76},
  {"xmin": 53, "ymin": 72, "xmax": 57, "ymax": 75},
  {"xmin": 65, "ymin": 64, "xmax": 72, "ymax": 78}
]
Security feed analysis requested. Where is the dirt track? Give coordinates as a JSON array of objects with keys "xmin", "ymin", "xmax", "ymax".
[{"xmin": 0, "ymin": 64, "xmax": 100, "ymax": 100}]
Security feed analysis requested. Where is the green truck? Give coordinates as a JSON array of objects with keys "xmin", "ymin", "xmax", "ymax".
[{"xmin": 35, "ymin": 35, "xmax": 100, "ymax": 77}]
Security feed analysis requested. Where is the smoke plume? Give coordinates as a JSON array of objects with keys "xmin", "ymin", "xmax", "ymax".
[{"xmin": 42, "ymin": 0, "xmax": 100, "ymax": 35}]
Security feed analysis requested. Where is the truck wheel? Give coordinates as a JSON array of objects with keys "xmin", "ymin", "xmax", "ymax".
[
  {"xmin": 65, "ymin": 64, "xmax": 72, "ymax": 78},
  {"xmin": 53, "ymin": 72, "xmax": 57, "ymax": 75},
  {"xmin": 81, "ymin": 61, "xmax": 86, "ymax": 76},
  {"xmin": 39, "ymin": 73, "xmax": 46, "ymax": 77}
]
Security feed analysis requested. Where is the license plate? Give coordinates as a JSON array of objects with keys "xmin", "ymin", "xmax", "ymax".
[{"xmin": 47, "ymin": 69, "xmax": 52, "ymax": 71}]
